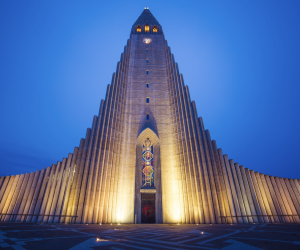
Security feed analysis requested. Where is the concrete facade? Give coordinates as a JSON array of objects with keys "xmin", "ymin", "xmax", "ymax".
[{"xmin": 0, "ymin": 9, "xmax": 299, "ymax": 224}]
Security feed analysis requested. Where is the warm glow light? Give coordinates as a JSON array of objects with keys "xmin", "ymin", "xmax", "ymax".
[
  {"xmin": 99, "ymin": 223, "xmax": 101, "ymax": 225},
  {"xmin": 145, "ymin": 25, "xmax": 149, "ymax": 32},
  {"xmin": 118, "ymin": 223, "xmax": 121, "ymax": 225},
  {"xmin": 96, "ymin": 238, "xmax": 100, "ymax": 241}
]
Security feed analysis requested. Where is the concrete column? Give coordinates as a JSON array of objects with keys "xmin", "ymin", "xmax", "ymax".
[
  {"xmin": 5, "ymin": 174, "xmax": 25, "ymax": 222},
  {"xmin": 229, "ymin": 160, "xmax": 248, "ymax": 223},
  {"xmin": 43, "ymin": 162, "xmax": 62, "ymax": 223},
  {"xmin": 66, "ymin": 139, "xmax": 85, "ymax": 223},
  {"xmin": 223, "ymin": 155, "xmax": 243, "ymax": 223},
  {"xmin": 205, "ymin": 130, "xmax": 225, "ymax": 224},
  {"xmin": 270, "ymin": 176, "xmax": 291, "ymax": 223},
  {"xmin": 169, "ymin": 63, "xmax": 190, "ymax": 224},
  {"xmin": 260, "ymin": 174, "xmax": 280, "ymax": 222},
  {"xmin": 77, "ymin": 117, "xmax": 98, "ymax": 223},
  {"xmin": 106, "ymin": 69, "xmax": 129, "ymax": 224},
  {"xmin": 279, "ymin": 177, "xmax": 300, "ymax": 223},
  {"xmin": 61, "ymin": 149, "xmax": 78, "ymax": 223},
  {"xmin": 0, "ymin": 177, "xmax": 10, "ymax": 204},
  {"xmin": 191, "ymin": 102, "xmax": 210, "ymax": 224},
  {"xmin": 49, "ymin": 158, "xmax": 67, "ymax": 223},
  {"xmin": 288, "ymin": 179, "xmax": 300, "ymax": 209},
  {"xmin": 30, "ymin": 168, "xmax": 49, "ymax": 222},
  {"xmin": 84, "ymin": 101, "xmax": 105, "ymax": 224},
  {"xmin": 0, "ymin": 176, "xmax": 16, "ymax": 219},
  {"xmin": 293, "ymin": 179, "xmax": 300, "ymax": 196},
  {"xmin": 54, "ymin": 153, "xmax": 73, "ymax": 223},
  {"xmin": 284, "ymin": 178, "xmax": 300, "ymax": 221},
  {"xmin": 274, "ymin": 177, "xmax": 293, "ymax": 223},
  {"xmin": 22, "ymin": 170, "xmax": 40, "ymax": 222},
  {"xmin": 10, "ymin": 173, "xmax": 30, "ymax": 222},
  {"xmin": 199, "ymin": 117, "xmax": 219, "ymax": 223},
  {"xmin": 212, "ymin": 141, "xmax": 232, "ymax": 224},
  {"xmin": 265, "ymin": 175, "xmax": 283, "ymax": 222},
  {"xmin": 234, "ymin": 163, "xmax": 253, "ymax": 223},
  {"xmin": 15, "ymin": 172, "xmax": 35, "ymax": 222},
  {"xmin": 244, "ymin": 168, "xmax": 262, "ymax": 223},
  {"xmin": 249, "ymin": 170, "xmax": 269, "ymax": 223},
  {"xmin": 0, "ymin": 177, "xmax": 4, "ymax": 190},
  {"xmin": 255, "ymin": 172, "xmax": 274, "ymax": 222},
  {"xmin": 217, "ymin": 149, "xmax": 237, "ymax": 224},
  {"xmin": 183, "ymin": 87, "xmax": 205, "ymax": 224},
  {"xmin": 72, "ymin": 129, "xmax": 91, "ymax": 223},
  {"xmin": 37, "ymin": 165, "xmax": 56, "ymax": 222}
]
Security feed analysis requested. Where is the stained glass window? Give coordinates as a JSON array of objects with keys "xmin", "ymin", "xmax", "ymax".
[{"xmin": 142, "ymin": 138, "xmax": 154, "ymax": 188}]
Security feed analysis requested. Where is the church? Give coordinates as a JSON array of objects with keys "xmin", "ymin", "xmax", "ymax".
[{"xmin": 0, "ymin": 9, "xmax": 299, "ymax": 224}]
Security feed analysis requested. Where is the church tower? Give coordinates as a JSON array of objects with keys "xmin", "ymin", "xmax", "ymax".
[{"xmin": 0, "ymin": 9, "xmax": 299, "ymax": 225}]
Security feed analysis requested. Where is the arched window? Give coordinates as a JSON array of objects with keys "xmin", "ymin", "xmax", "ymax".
[
  {"xmin": 142, "ymin": 138, "xmax": 154, "ymax": 187},
  {"xmin": 137, "ymin": 25, "xmax": 141, "ymax": 32},
  {"xmin": 153, "ymin": 26, "xmax": 158, "ymax": 32},
  {"xmin": 145, "ymin": 24, "xmax": 149, "ymax": 32}
]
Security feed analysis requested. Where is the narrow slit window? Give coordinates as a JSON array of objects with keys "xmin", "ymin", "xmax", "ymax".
[
  {"xmin": 146, "ymin": 83, "xmax": 149, "ymax": 88},
  {"xmin": 146, "ymin": 49, "xmax": 149, "ymax": 53},
  {"xmin": 153, "ymin": 26, "xmax": 158, "ymax": 32},
  {"xmin": 145, "ymin": 24, "xmax": 149, "ymax": 32},
  {"xmin": 146, "ymin": 70, "xmax": 149, "ymax": 75},
  {"xmin": 146, "ymin": 114, "xmax": 150, "ymax": 120},
  {"xmin": 146, "ymin": 59, "xmax": 149, "ymax": 63},
  {"xmin": 146, "ymin": 97, "xmax": 149, "ymax": 103},
  {"xmin": 137, "ymin": 25, "xmax": 141, "ymax": 32}
]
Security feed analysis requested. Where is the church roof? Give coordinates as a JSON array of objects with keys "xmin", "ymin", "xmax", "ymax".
[{"xmin": 134, "ymin": 8, "xmax": 160, "ymax": 26}]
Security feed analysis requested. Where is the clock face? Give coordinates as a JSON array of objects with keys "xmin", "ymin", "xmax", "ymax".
[{"xmin": 143, "ymin": 38, "xmax": 152, "ymax": 44}]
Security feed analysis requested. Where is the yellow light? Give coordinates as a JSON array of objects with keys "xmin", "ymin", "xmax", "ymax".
[
  {"xmin": 86, "ymin": 224, "xmax": 88, "ymax": 225},
  {"xmin": 177, "ymin": 223, "xmax": 180, "ymax": 225},
  {"xmin": 118, "ymin": 223, "xmax": 121, "ymax": 225},
  {"xmin": 111, "ymin": 223, "xmax": 112, "ymax": 225},
  {"xmin": 96, "ymin": 238, "xmax": 100, "ymax": 241},
  {"xmin": 201, "ymin": 232, "xmax": 204, "ymax": 234},
  {"xmin": 99, "ymin": 223, "xmax": 101, "ymax": 225}
]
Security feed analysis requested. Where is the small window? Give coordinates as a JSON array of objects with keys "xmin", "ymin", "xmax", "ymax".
[
  {"xmin": 146, "ymin": 97, "xmax": 149, "ymax": 103},
  {"xmin": 146, "ymin": 59, "xmax": 149, "ymax": 63},
  {"xmin": 146, "ymin": 70, "xmax": 149, "ymax": 75},
  {"xmin": 146, "ymin": 49, "xmax": 149, "ymax": 53},
  {"xmin": 146, "ymin": 83, "xmax": 149, "ymax": 88},
  {"xmin": 153, "ymin": 26, "xmax": 157, "ymax": 32},
  {"xmin": 146, "ymin": 114, "xmax": 150, "ymax": 120},
  {"xmin": 145, "ymin": 24, "xmax": 149, "ymax": 32},
  {"xmin": 137, "ymin": 25, "xmax": 141, "ymax": 32}
]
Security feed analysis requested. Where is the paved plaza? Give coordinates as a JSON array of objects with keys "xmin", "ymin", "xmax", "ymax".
[{"xmin": 0, "ymin": 223, "xmax": 299, "ymax": 249}]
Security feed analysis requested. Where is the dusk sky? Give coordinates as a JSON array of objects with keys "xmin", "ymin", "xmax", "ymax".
[{"xmin": 0, "ymin": 0, "xmax": 299, "ymax": 179}]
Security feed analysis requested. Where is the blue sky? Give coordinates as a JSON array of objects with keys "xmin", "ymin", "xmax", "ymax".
[{"xmin": 0, "ymin": 0, "xmax": 299, "ymax": 178}]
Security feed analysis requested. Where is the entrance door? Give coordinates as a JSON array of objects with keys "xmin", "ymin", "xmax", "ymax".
[{"xmin": 141, "ymin": 193, "xmax": 155, "ymax": 223}]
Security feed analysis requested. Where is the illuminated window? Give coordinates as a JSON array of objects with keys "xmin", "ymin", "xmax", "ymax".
[
  {"xmin": 137, "ymin": 25, "xmax": 141, "ymax": 32},
  {"xmin": 146, "ymin": 59, "xmax": 149, "ymax": 63},
  {"xmin": 146, "ymin": 83, "xmax": 149, "ymax": 88},
  {"xmin": 146, "ymin": 114, "xmax": 150, "ymax": 120},
  {"xmin": 146, "ymin": 97, "xmax": 149, "ymax": 103},
  {"xmin": 146, "ymin": 49, "xmax": 149, "ymax": 53},
  {"xmin": 146, "ymin": 70, "xmax": 149, "ymax": 75},
  {"xmin": 145, "ymin": 24, "xmax": 149, "ymax": 32},
  {"xmin": 153, "ymin": 26, "xmax": 157, "ymax": 32},
  {"xmin": 142, "ymin": 138, "xmax": 154, "ymax": 188}
]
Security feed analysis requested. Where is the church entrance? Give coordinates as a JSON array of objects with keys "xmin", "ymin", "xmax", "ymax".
[{"xmin": 141, "ymin": 193, "xmax": 155, "ymax": 223}]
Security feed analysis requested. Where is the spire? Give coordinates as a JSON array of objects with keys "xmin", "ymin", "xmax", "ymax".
[{"xmin": 134, "ymin": 8, "xmax": 160, "ymax": 26}]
